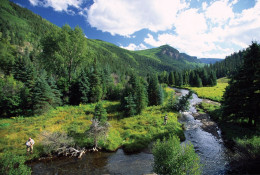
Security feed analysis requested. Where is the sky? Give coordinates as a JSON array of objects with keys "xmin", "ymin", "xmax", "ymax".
[{"xmin": 11, "ymin": 0, "xmax": 260, "ymax": 59}]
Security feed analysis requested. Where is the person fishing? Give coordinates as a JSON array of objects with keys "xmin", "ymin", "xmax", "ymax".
[
  {"xmin": 26, "ymin": 137, "xmax": 35, "ymax": 154},
  {"xmin": 164, "ymin": 114, "xmax": 168, "ymax": 125}
]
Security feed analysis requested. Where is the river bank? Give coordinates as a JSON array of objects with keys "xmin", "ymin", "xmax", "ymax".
[
  {"xmin": 28, "ymin": 88, "xmax": 230, "ymax": 175},
  {"xmin": 198, "ymin": 100, "xmax": 260, "ymax": 174}
]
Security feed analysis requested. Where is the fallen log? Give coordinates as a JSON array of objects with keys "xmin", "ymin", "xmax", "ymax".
[{"xmin": 57, "ymin": 147, "xmax": 86, "ymax": 158}]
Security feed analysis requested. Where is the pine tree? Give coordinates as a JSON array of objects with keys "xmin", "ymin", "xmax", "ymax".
[
  {"xmin": 208, "ymin": 71, "xmax": 217, "ymax": 86},
  {"xmin": 135, "ymin": 79, "xmax": 148, "ymax": 113},
  {"xmin": 79, "ymin": 71, "xmax": 90, "ymax": 104},
  {"xmin": 189, "ymin": 70, "xmax": 196, "ymax": 86},
  {"xmin": 0, "ymin": 75, "xmax": 24, "ymax": 117},
  {"xmin": 148, "ymin": 74, "xmax": 160, "ymax": 106},
  {"xmin": 13, "ymin": 55, "xmax": 36, "ymax": 87},
  {"xmin": 89, "ymin": 62, "xmax": 103, "ymax": 103},
  {"xmin": 31, "ymin": 72, "xmax": 54, "ymax": 115},
  {"xmin": 195, "ymin": 73, "xmax": 202, "ymax": 87},
  {"xmin": 124, "ymin": 94, "xmax": 137, "ymax": 116},
  {"xmin": 48, "ymin": 76, "xmax": 62, "ymax": 107},
  {"xmin": 222, "ymin": 42, "xmax": 260, "ymax": 126},
  {"xmin": 168, "ymin": 72, "xmax": 175, "ymax": 86},
  {"xmin": 94, "ymin": 102, "xmax": 107, "ymax": 125},
  {"xmin": 158, "ymin": 84, "xmax": 164, "ymax": 105},
  {"xmin": 101, "ymin": 66, "xmax": 113, "ymax": 99}
]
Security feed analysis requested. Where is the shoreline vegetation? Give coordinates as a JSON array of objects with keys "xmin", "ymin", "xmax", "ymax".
[
  {"xmin": 0, "ymin": 87, "xmax": 184, "ymax": 160},
  {"xmin": 197, "ymin": 101, "xmax": 260, "ymax": 174},
  {"xmin": 1, "ymin": 79, "xmax": 259, "ymax": 174}
]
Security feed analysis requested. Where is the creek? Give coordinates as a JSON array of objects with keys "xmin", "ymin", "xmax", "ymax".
[{"xmin": 29, "ymin": 88, "xmax": 230, "ymax": 175}]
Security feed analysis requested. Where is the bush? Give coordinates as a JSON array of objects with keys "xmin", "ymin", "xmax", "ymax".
[
  {"xmin": 0, "ymin": 152, "xmax": 31, "ymax": 175},
  {"xmin": 40, "ymin": 131, "xmax": 75, "ymax": 155},
  {"xmin": 152, "ymin": 135, "xmax": 201, "ymax": 175}
]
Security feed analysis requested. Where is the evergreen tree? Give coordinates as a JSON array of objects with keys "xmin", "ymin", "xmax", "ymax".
[
  {"xmin": 31, "ymin": 72, "xmax": 54, "ymax": 115},
  {"xmin": 101, "ymin": 66, "xmax": 113, "ymax": 99},
  {"xmin": 48, "ymin": 76, "xmax": 62, "ymax": 107},
  {"xmin": 0, "ymin": 33, "xmax": 16, "ymax": 75},
  {"xmin": 222, "ymin": 42, "xmax": 260, "ymax": 127},
  {"xmin": 189, "ymin": 70, "xmax": 196, "ymax": 86},
  {"xmin": 70, "ymin": 69, "xmax": 90, "ymax": 105},
  {"xmin": 13, "ymin": 52, "xmax": 37, "ymax": 88},
  {"xmin": 208, "ymin": 70, "xmax": 217, "ymax": 86},
  {"xmin": 195, "ymin": 73, "xmax": 203, "ymax": 87},
  {"xmin": 158, "ymin": 84, "xmax": 164, "ymax": 105},
  {"xmin": 94, "ymin": 102, "xmax": 107, "ymax": 125},
  {"xmin": 200, "ymin": 69, "xmax": 208, "ymax": 86},
  {"xmin": 0, "ymin": 75, "xmax": 24, "ymax": 117},
  {"xmin": 124, "ymin": 94, "xmax": 137, "ymax": 116},
  {"xmin": 135, "ymin": 78, "xmax": 148, "ymax": 114},
  {"xmin": 78, "ymin": 70, "xmax": 90, "ymax": 104},
  {"xmin": 89, "ymin": 62, "xmax": 103, "ymax": 103},
  {"xmin": 148, "ymin": 74, "xmax": 160, "ymax": 106},
  {"xmin": 183, "ymin": 71, "xmax": 190, "ymax": 85},
  {"xmin": 168, "ymin": 72, "xmax": 175, "ymax": 86}
]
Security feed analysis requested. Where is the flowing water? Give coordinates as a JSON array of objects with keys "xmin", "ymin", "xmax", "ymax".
[
  {"xmin": 30, "ymin": 89, "xmax": 230, "ymax": 175},
  {"xmin": 174, "ymin": 88, "xmax": 229, "ymax": 175}
]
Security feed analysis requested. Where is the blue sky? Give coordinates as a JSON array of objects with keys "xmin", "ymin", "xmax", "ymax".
[{"xmin": 11, "ymin": 0, "xmax": 260, "ymax": 58}]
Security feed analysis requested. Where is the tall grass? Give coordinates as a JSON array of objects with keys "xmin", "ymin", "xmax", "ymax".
[{"xmin": 188, "ymin": 77, "xmax": 229, "ymax": 102}]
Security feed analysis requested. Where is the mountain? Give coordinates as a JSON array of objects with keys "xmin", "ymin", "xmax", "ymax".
[
  {"xmin": 199, "ymin": 58, "xmax": 223, "ymax": 64},
  {"xmin": 0, "ymin": 0, "xmax": 204, "ymax": 76},
  {"xmin": 135, "ymin": 45, "xmax": 204, "ymax": 72}
]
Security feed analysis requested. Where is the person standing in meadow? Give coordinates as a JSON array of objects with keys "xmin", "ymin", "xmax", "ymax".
[
  {"xmin": 26, "ymin": 138, "xmax": 35, "ymax": 154},
  {"xmin": 164, "ymin": 114, "xmax": 168, "ymax": 125}
]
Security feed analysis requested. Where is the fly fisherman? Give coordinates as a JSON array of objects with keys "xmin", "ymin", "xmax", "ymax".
[
  {"xmin": 26, "ymin": 138, "xmax": 35, "ymax": 154},
  {"xmin": 164, "ymin": 114, "xmax": 168, "ymax": 125}
]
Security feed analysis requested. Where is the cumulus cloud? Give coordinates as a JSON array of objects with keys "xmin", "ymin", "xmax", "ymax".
[
  {"xmin": 144, "ymin": 0, "xmax": 260, "ymax": 58},
  {"xmin": 120, "ymin": 43, "xmax": 148, "ymax": 51},
  {"xmin": 205, "ymin": 0, "xmax": 234, "ymax": 25},
  {"xmin": 86, "ymin": 0, "xmax": 188, "ymax": 36},
  {"xmin": 29, "ymin": 0, "xmax": 260, "ymax": 58},
  {"xmin": 29, "ymin": 0, "xmax": 83, "ymax": 12}
]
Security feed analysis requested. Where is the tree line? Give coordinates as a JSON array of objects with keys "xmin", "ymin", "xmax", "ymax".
[
  {"xmin": 0, "ymin": 24, "xmax": 167, "ymax": 118},
  {"xmin": 158, "ymin": 67, "xmax": 217, "ymax": 87}
]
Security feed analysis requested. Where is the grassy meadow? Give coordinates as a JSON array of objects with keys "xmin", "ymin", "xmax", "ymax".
[
  {"xmin": 0, "ymin": 87, "xmax": 184, "ymax": 159},
  {"xmin": 188, "ymin": 77, "xmax": 229, "ymax": 102}
]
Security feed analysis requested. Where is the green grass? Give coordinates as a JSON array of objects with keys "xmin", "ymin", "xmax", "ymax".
[
  {"xmin": 0, "ymin": 88, "xmax": 183, "ymax": 158},
  {"xmin": 188, "ymin": 77, "xmax": 229, "ymax": 102}
]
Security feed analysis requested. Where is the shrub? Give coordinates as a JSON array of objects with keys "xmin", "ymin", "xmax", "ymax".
[
  {"xmin": 152, "ymin": 135, "xmax": 201, "ymax": 175},
  {"xmin": 40, "ymin": 131, "xmax": 75, "ymax": 155},
  {"xmin": 0, "ymin": 152, "xmax": 31, "ymax": 175}
]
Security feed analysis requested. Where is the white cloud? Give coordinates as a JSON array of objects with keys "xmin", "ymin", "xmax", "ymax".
[
  {"xmin": 29, "ymin": 0, "xmax": 83, "ymax": 12},
  {"xmin": 120, "ymin": 43, "xmax": 148, "ymax": 51},
  {"xmin": 175, "ymin": 8, "xmax": 207, "ymax": 36},
  {"xmin": 144, "ymin": 0, "xmax": 260, "ymax": 58},
  {"xmin": 86, "ymin": 0, "xmax": 188, "ymax": 36},
  {"xmin": 202, "ymin": 2, "xmax": 207, "ymax": 10},
  {"xmin": 205, "ymin": 0, "xmax": 234, "ymax": 25}
]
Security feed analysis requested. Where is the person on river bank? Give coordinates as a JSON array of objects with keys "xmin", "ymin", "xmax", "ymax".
[
  {"xmin": 26, "ymin": 138, "xmax": 35, "ymax": 154},
  {"xmin": 164, "ymin": 114, "xmax": 168, "ymax": 125}
]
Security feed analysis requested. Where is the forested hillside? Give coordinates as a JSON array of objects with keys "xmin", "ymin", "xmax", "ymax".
[
  {"xmin": 0, "ymin": 0, "xmax": 204, "ymax": 77},
  {"xmin": 0, "ymin": 0, "xmax": 245, "ymax": 118},
  {"xmin": 0, "ymin": 0, "xmax": 203, "ymax": 118}
]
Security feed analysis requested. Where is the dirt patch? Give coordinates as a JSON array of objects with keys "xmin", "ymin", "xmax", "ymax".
[{"xmin": 193, "ymin": 112, "xmax": 220, "ymax": 139}]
